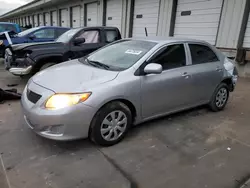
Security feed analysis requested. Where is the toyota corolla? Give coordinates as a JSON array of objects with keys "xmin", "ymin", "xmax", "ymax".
[{"xmin": 21, "ymin": 38, "xmax": 238, "ymax": 146}]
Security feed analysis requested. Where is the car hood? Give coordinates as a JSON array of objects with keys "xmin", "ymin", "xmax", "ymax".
[
  {"xmin": 11, "ymin": 42, "xmax": 62, "ymax": 51},
  {"xmin": 32, "ymin": 60, "xmax": 119, "ymax": 93}
]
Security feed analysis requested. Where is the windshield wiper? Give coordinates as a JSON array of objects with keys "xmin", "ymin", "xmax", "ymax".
[{"xmin": 81, "ymin": 57, "xmax": 110, "ymax": 70}]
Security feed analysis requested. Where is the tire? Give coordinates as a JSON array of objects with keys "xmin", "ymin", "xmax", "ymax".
[
  {"xmin": 209, "ymin": 83, "xmax": 229, "ymax": 112},
  {"xmin": 90, "ymin": 102, "xmax": 132, "ymax": 146},
  {"xmin": 39, "ymin": 62, "xmax": 56, "ymax": 71}
]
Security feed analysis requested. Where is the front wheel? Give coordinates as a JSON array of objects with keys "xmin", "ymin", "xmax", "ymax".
[
  {"xmin": 209, "ymin": 83, "xmax": 229, "ymax": 112},
  {"xmin": 90, "ymin": 102, "xmax": 132, "ymax": 146}
]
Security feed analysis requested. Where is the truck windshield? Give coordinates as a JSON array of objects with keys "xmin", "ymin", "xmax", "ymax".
[
  {"xmin": 83, "ymin": 40, "xmax": 157, "ymax": 71},
  {"xmin": 56, "ymin": 28, "xmax": 81, "ymax": 43},
  {"xmin": 0, "ymin": 24, "xmax": 17, "ymax": 33}
]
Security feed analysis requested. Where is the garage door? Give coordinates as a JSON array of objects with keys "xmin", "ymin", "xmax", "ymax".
[
  {"xmin": 51, "ymin": 11, "xmax": 58, "ymax": 26},
  {"xmin": 34, "ymin": 15, "xmax": 38, "ymax": 26},
  {"xmin": 25, "ymin": 17, "xmax": 29, "ymax": 25},
  {"xmin": 174, "ymin": 0, "xmax": 223, "ymax": 45},
  {"xmin": 106, "ymin": 0, "xmax": 122, "ymax": 31},
  {"xmin": 132, "ymin": 0, "xmax": 160, "ymax": 37},
  {"xmin": 29, "ymin": 16, "xmax": 33, "ymax": 27},
  {"xmin": 72, "ymin": 6, "xmax": 81, "ymax": 28},
  {"xmin": 243, "ymin": 13, "xmax": 250, "ymax": 48},
  {"xmin": 86, "ymin": 2, "xmax": 98, "ymax": 26},
  {"xmin": 44, "ymin": 13, "xmax": 50, "ymax": 26},
  {"xmin": 39, "ymin": 14, "xmax": 44, "ymax": 26},
  {"xmin": 60, "ymin": 9, "xmax": 68, "ymax": 27}
]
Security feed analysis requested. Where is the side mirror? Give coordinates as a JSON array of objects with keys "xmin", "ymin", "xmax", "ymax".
[
  {"xmin": 74, "ymin": 38, "xmax": 86, "ymax": 45},
  {"xmin": 144, "ymin": 63, "xmax": 162, "ymax": 75},
  {"xmin": 29, "ymin": 34, "xmax": 36, "ymax": 40}
]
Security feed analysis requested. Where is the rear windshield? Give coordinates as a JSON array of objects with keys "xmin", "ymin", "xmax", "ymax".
[{"xmin": 0, "ymin": 24, "xmax": 17, "ymax": 33}]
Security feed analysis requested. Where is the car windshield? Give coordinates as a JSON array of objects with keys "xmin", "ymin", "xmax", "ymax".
[
  {"xmin": 17, "ymin": 27, "xmax": 38, "ymax": 37},
  {"xmin": 0, "ymin": 24, "xmax": 17, "ymax": 33},
  {"xmin": 56, "ymin": 28, "xmax": 81, "ymax": 43},
  {"xmin": 82, "ymin": 40, "xmax": 157, "ymax": 71}
]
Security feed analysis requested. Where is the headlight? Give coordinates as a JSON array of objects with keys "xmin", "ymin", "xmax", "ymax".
[
  {"xmin": 45, "ymin": 93, "xmax": 91, "ymax": 110},
  {"xmin": 0, "ymin": 40, "xmax": 3, "ymax": 45}
]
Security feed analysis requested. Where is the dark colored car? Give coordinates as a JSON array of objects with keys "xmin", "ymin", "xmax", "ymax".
[
  {"xmin": 5, "ymin": 26, "xmax": 121, "ymax": 76},
  {"xmin": 0, "ymin": 26, "xmax": 70, "ymax": 57}
]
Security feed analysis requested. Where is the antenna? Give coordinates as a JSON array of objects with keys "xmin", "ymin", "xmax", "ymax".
[{"xmin": 145, "ymin": 27, "xmax": 148, "ymax": 37}]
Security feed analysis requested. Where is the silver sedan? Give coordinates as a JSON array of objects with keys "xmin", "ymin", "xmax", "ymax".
[{"xmin": 21, "ymin": 38, "xmax": 238, "ymax": 146}]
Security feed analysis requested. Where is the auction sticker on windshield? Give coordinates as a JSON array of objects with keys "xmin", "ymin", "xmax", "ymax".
[{"xmin": 125, "ymin": 49, "xmax": 142, "ymax": 55}]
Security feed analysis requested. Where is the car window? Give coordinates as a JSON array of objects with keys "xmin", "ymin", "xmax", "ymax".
[
  {"xmin": 189, "ymin": 44, "xmax": 219, "ymax": 65},
  {"xmin": 151, "ymin": 44, "xmax": 186, "ymax": 70},
  {"xmin": 105, "ymin": 30, "xmax": 118, "ymax": 43},
  {"xmin": 33, "ymin": 28, "xmax": 55, "ymax": 39},
  {"xmin": 75, "ymin": 30, "xmax": 100, "ymax": 44},
  {"xmin": 0, "ymin": 24, "xmax": 17, "ymax": 33},
  {"xmin": 56, "ymin": 28, "xmax": 69, "ymax": 38}
]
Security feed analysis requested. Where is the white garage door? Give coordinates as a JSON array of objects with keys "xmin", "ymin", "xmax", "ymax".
[
  {"xmin": 86, "ymin": 2, "xmax": 98, "ymax": 26},
  {"xmin": 34, "ymin": 15, "xmax": 39, "ymax": 26},
  {"xmin": 29, "ymin": 16, "xmax": 33, "ymax": 26},
  {"xmin": 25, "ymin": 17, "xmax": 29, "ymax": 25},
  {"xmin": 51, "ymin": 11, "xmax": 58, "ymax": 26},
  {"xmin": 132, "ymin": 0, "xmax": 160, "ymax": 37},
  {"xmin": 174, "ymin": 0, "xmax": 223, "ymax": 45},
  {"xmin": 39, "ymin": 14, "xmax": 44, "ymax": 26},
  {"xmin": 44, "ymin": 13, "xmax": 50, "ymax": 26},
  {"xmin": 72, "ymin": 6, "xmax": 81, "ymax": 28},
  {"xmin": 243, "ymin": 13, "xmax": 250, "ymax": 48},
  {"xmin": 106, "ymin": 0, "xmax": 123, "ymax": 31},
  {"xmin": 60, "ymin": 9, "xmax": 68, "ymax": 27}
]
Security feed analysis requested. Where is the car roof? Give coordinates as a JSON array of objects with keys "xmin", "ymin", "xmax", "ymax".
[
  {"xmin": 36, "ymin": 26, "xmax": 70, "ymax": 29},
  {"xmin": 73, "ymin": 26, "xmax": 119, "ymax": 30},
  {"xmin": 129, "ymin": 36, "xmax": 209, "ymax": 45}
]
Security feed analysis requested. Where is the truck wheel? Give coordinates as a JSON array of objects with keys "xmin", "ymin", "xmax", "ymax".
[
  {"xmin": 90, "ymin": 102, "xmax": 132, "ymax": 146},
  {"xmin": 39, "ymin": 63, "xmax": 56, "ymax": 71}
]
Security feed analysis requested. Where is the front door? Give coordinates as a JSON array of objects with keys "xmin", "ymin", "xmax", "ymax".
[
  {"xmin": 141, "ymin": 43, "xmax": 193, "ymax": 118},
  {"xmin": 70, "ymin": 29, "xmax": 104, "ymax": 59},
  {"xmin": 187, "ymin": 43, "xmax": 223, "ymax": 103}
]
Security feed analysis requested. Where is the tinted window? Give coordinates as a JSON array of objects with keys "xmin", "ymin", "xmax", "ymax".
[
  {"xmin": 0, "ymin": 24, "xmax": 17, "ymax": 33},
  {"xmin": 152, "ymin": 44, "xmax": 186, "ymax": 70},
  {"xmin": 189, "ymin": 44, "xmax": 219, "ymax": 65},
  {"xmin": 56, "ymin": 28, "xmax": 69, "ymax": 38},
  {"xmin": 105, "ymin": 30, "xmax": 118, "ymax": 43},
  {"xmin": 75, "ymin": 30, "xmax": 100, "ymax": 44},
  {"xmin": 33, "ymin": 29, "xmax": 55, "ymax": 39}
]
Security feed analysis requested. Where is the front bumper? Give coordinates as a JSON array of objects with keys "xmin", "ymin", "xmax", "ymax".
[{"xmin": 21, "ymin": 81, "xmax": 96, "ymax": 141}]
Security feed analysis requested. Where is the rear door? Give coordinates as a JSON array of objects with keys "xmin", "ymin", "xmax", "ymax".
[
  {"xmin": 69, "ymin": 29, "xmax": 104, "ymax": 59},
  {"xmin": 104, "ymin": 29, "xmax": 120, "ymax": 43},
  {"xmin": 28, "ymin": 28, "xmax": 56, "ymax": 42},
  {"xmin": 187, "ymin": 43, "xmax": 223, "ymax": 103}
]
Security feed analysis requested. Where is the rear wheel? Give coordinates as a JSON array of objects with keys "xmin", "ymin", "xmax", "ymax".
[
  {"xmin": 209, "ymin": 83, "xmax": 229, "ymax": 112},
  {"xmin": 90, "ymin": 102, "xmax": 132, "ymax": 146}
]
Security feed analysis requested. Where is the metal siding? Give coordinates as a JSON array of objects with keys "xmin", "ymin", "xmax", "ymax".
[
  {"xmin": 60, "ymin": 9, "xmax": 68, "ymax": 27},
  {"xmin": 72, "ymin": 6, "xmax": 81, "ymax": 28},
  {"xmin": 39, "ymin": 13, "xmax": 44, "ymax": 26},
  {"xmin": 243, "ymin": 12, "xmax": 250, "ymax": 47},
  {"xmin": 132, "ymin": 0, "xmax": 160, "ymax": 37},
  {"xmin": 44, "ymin": 12, "xmax": 50, "ymax": 26},
  {"xmin": 51, "ymin": 11, "xmax": 58, "ymax": 26},
  {"xmin": 217, "ymin": 0, "xmax": 246, "ymax": 48},
  {"xmin": 106, "ymin": 0, "xmax": 123, "ymax": 31},
  {"xmin": 174, "ymin": 0, "xmax": 223, "ymax": 45},
  {"xmin": 86, "ymin": 2, "xmax": 98, "ymax": 26},
  {"xmin": 34, "ymin": 15, "xmax": 39, "ymax": 26}
]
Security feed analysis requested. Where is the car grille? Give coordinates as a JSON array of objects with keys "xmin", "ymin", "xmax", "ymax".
[{"xmin": 27, "ymin": 89, "xmax": 42, "ymax": 104}]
